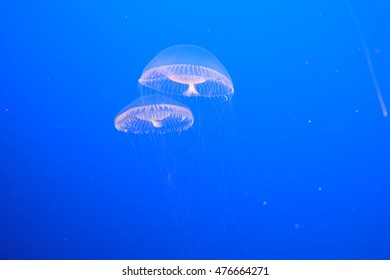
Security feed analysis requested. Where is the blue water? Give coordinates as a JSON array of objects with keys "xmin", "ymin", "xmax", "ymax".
[{"xmin": 1, "ymin": 0, "xmax": 389, "ymax": 259}]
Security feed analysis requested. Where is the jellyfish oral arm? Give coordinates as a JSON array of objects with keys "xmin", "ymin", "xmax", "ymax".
[
  {"xmin": 183, "ymin": 83, "xmax": 200, "ymax": 96},
  {"xmin": 151, "ymin": 120, "xmax": 163, "ymax": 128}
]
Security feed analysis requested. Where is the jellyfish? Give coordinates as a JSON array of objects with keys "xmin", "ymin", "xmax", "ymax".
[
  {"xmin": 114, "ymin": 94, "xmax": 194, "ymax": 134},
  {"xmin": 138, "ymin": 44, "xmax": 234, "ymax": 98}
]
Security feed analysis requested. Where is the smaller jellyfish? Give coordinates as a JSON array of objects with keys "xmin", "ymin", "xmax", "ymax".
[
  {"xmin": 138, "ymin": 44, "xmax": 234, "ymax": 98},
  {"xmin": 114, "ymin": 94, "xmax": 194, "ymax": 134}
]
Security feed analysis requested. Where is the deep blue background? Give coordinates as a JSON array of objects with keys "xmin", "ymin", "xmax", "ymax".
[{"xmin": 1, "ymin": 0, "xmax": 389, "ymax": 259}]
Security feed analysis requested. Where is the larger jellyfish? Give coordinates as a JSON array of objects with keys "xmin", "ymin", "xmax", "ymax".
[
  {"xmin": 138, "ymin": 44, "xmax": 234, "ymax": 98},
  {"xmin": 114, "ymin": 94, "xmax": 194, "ymax": 134}
]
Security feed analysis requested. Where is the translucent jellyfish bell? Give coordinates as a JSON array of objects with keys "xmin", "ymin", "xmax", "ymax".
[
  {"xmin": 114, "ymin": 95, "xmax": 194, "ymax": 134},
  {"xmin": 138, "ymin": 44, "xmax": 234, "ymax": 98}
]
